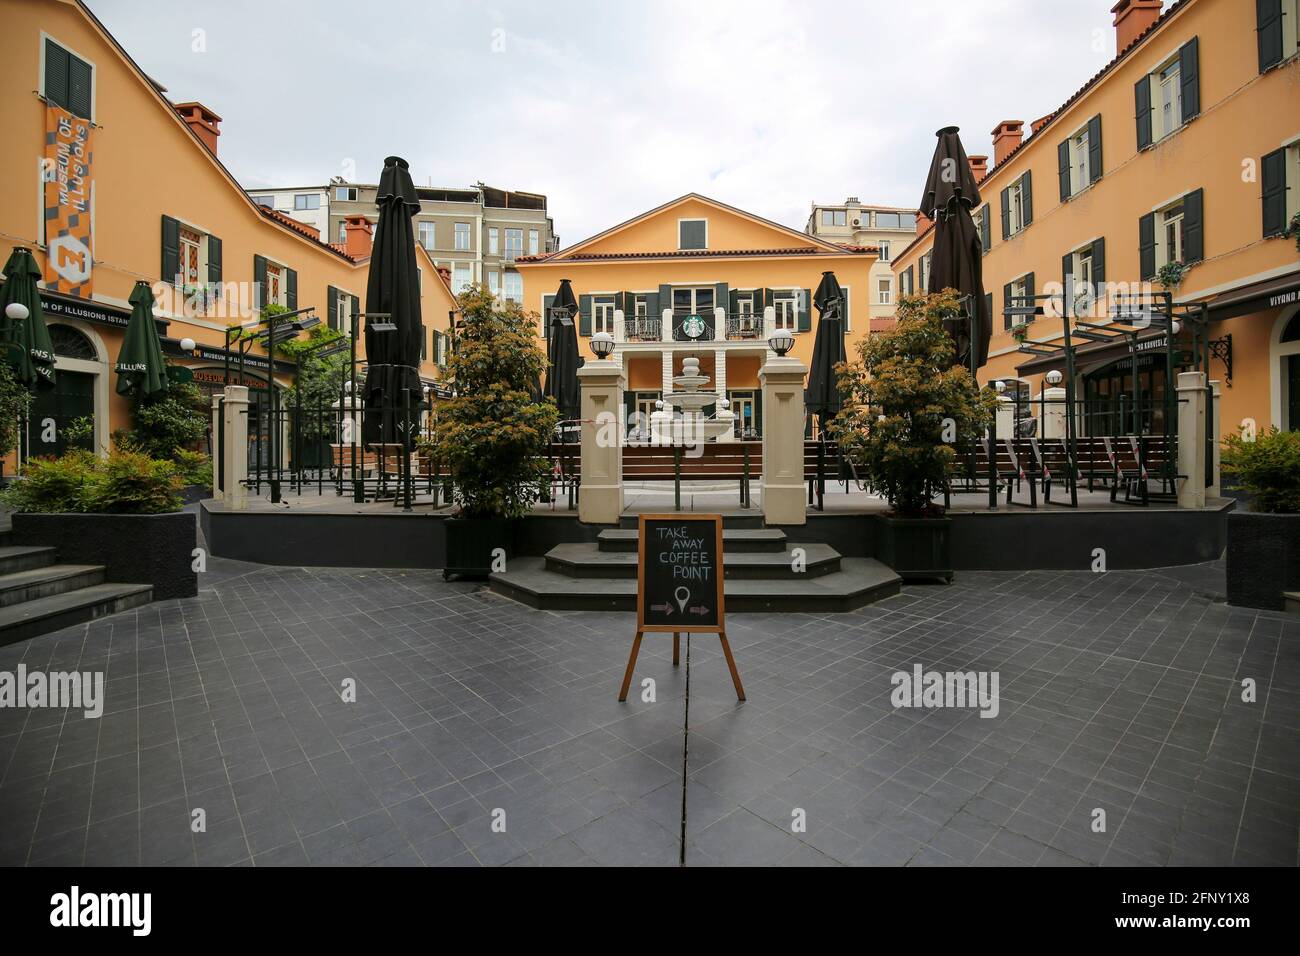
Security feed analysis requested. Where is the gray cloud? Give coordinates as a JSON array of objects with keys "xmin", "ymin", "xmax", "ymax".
[{"xmin": 92, "ymin": 0, "xmax": 1117, "ymax": 245}]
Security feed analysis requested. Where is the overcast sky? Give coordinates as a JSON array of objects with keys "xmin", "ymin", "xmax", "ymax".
[{"xmin": 92, "ymin": 0, "xmax": 1121, "ymax": 245}]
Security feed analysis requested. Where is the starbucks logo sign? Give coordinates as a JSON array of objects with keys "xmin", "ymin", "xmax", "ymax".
[{"xmin": 681, "ymin": 315, "xmax": 706, "ymax": 339}]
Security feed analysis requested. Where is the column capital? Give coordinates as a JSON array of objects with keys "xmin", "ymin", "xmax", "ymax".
[
  {"xmin": 759, "ymin": 355, "xmax": 807, "ymax": 384},
  {"xmin": 577, "ymin": 360, "xmax": 626, "ymax": 388}
]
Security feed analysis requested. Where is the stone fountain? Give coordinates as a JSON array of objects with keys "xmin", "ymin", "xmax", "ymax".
[{"xmin": 649, "ymin": 356, "xmax": 734, "ymax": 443}]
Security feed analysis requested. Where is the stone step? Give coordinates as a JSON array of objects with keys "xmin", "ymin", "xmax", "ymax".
[
  {"xmin": 490, "ymin": 557, "xmax": 901, "ymax": 613},
  {"xmin": 0, "ymin": 564, "xmax": 107, "ymax": 608},
  {"xmin": 1285, "ymin": 591, "xmax": 1300, "ymax": 615},
  {"xmin": 0, "ymin": 583, "xmax": 154, "ymax": 648},
  {"xmin": 0, "ymin": 545, "xmax": 58, "ymax": 576},
  {"xmin": 597, "ymin": 528, "xmax": 787, "ymax": 554},
  {"xmin": 545, "ymin": 542, "xmax": 840, "ymax": 579},
  {"xmin": 618, "ymin": 512, "xmax": 765, "ymax": 530}
]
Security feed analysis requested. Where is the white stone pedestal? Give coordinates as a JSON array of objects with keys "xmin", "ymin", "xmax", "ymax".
[
  {"xmin": 759, "ymin": 355, "xmax": 808, "ymax": 526},
  {"xmin": 1039, "ymin": 386, "xmax": 1067, "ymax": 439},
  {"xmin": 332, "ymin": 393, "xmax": 366, "ymax": 480},
  {"xmin": 577, "ymin": 359, "xmax": 625, "ymax": 524},
  {"xmin": 1176, "ymin": 371, "xmax": 1207, "ymax": 509},
  {"xmin": 1209, "ymin": 380, "xmax": 1222, "ymax": 499},
  {"xmin": 210, "ymin": 394, "xmax": 225, "ymax": 501},
  {"xmin": 221, "ymin": 385, "xmax": 251, "ymax": 511}
]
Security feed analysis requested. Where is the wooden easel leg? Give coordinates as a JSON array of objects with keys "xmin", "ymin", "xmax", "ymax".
[
  {"xmin": 717, "ymin": 631, "xmax": 745, "ymax": 701},
  {"xmin": 672, "ymin": 632, "xmax": 680, "ymax": 666},
  {"xmin": 618, "ymin": 631, "xmax": 644, "ymax": 702}
]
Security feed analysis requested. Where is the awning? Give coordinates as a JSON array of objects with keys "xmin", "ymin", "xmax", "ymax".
[
  {"xmin": 1016, "ymin": 329, "xmax": 1172, "ymax": 377},
  {"xmin": 1204, "ymin": 271, "xmax": 1300, "ymax": 321}
]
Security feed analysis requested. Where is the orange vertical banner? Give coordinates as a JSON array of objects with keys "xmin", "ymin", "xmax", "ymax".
[{"xmin": 42, "ymin": 104, "xmax": 95, "ymax": 297}]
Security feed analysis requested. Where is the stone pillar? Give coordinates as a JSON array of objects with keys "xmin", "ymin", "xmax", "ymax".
[
  {"xmin": 221, "ymin": 385, "xmax": 251, "ymax": 511},
  {"xmin": 1039, "ymin": 386, "xmax": 1067, "ymax": 439},
  {"xmin": 661, "ymin": 308, "xmax": 673, "ymax": 343},
  {"xmin": 613, "ymin": 308, "xmax": 625, "ymax": 344},
  {"xmin": 714, "ymin": 347, "xmax": 732, "ymax": 442},
  {"xmin": 759, "ymin": 354, "xmax": 808, "ymax": 525},
  {"xmin": 210, "ymin": 394, "xmax": 225, "ymax": 501},
  {"xmin": 995, "ymin": 395, "xmax": 1015, "ymax": 438},
  {"xmin": 1209, "ymin": 379, "xmax": 1222, "ymax": 499},
  {"xmin": 577, "ymin": 359, "xmax": 625, "ymax": 524},
  {"xmin": 661, "ymin": 350, "xmax": 674, "ymax": 399},
  {"xmin": 332, "ymin": 392, "xmax": 365, "ymax": 480},
  {"xmin": 1176, "ymin": 370, "xmax": 1207, "ymax": 509}
]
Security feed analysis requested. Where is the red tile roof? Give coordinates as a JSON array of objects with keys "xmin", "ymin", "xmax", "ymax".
[
  {"xmin": 520, "ymin": 245, "xmax": 871, "ymax": 263},
  {"xmin": 255, "ymin": 204, "xmax": 358, "ymax": 262}
]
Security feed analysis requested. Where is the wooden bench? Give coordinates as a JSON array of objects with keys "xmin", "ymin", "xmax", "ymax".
[
  {"xmin": 623, "ymin": 442, "xmax": 760, "ymax": 507},
  {"xmin": 331, "ymin": 444, "xmax": 377, "ymax": 477}
]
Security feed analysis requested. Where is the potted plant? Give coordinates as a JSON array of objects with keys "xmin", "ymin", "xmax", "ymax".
[
  {"xmin": 1009, "ymin": 322, "xmax": 1031, "ymax": 344},
  {"xmin": 1288, "ymin": 211, "xmax": 1300, "ymax": 254},
  {"xmin": 1, "ymin": 448, "xmax": 197, "ymax": 599},
  {"xmin": 1157, "ymin": 260, "xmax": 1189, "ymax": 292},
  {"xmin": 429, "ymin": 284, "xmax": 557, "ymax": 578},
  {"xmin": 1221, "ymin": 426, "xmax": 1300, "ymax": 611},
  {"xmin": 832, "ymin": 291, "xmax": 995, "ymax": 581}
]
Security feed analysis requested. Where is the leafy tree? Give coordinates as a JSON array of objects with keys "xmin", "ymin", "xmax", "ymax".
[
  {"xmin": 0, "ymin": 362, "xmax": 32, "ymax": 461},
  {"xmin": 128, "ymin": 379, "xmax": 208, "ymax": 461},
  {"xmin": 832, "ymin": 291, "xmax": 996, "ymax": 517},
  {"xmin": 429, "ymin": 284, "xmax": 557, "ymax": 518}
]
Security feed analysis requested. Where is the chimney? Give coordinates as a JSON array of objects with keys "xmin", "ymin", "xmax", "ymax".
[
  {"xmin": 1111, "ymin": 0, "xmax": 1163, "ymax": 54},
  {"xmin": 173, "ymin": 102, "xmax": 222, "ymax": 155},
  {"xmin": 344, "ymin": 216, "xmax": 373, "ymax": 258},
  {"xmin": 916, "ymin": 209, "xmax": 932, "ymax": 234},
  {"xmin": 968, "ymin": 155, "xmax": 989, "ymax": 184},
  {"xmin": 436, "ymin": 266, "xmax": 452, "ymax": 287},
  {"xmin": 991, "ymin": 120, "xmax": 1024, "ymax": 166},
  {"xmin": 1030, "ymin": 114, "xmax": 1052, "ymax": 136}
]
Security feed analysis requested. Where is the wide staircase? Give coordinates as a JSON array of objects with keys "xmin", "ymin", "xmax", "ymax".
[
  {"xmin": 0, "ymin": 530, "xmax": 153, "ymax": 647},
  {"xmin": 490, "ymin": 514, "xmax": 902, "ymax": 612}
]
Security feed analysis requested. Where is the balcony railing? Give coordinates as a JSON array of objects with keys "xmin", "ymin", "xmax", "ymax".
[
  {"xmin": 623, "ymin": 317, "xmax": 662, "ymax": 342},
  {"xmin": 725, "ymin": 315, "xmax": 764, "ymax": 341}
]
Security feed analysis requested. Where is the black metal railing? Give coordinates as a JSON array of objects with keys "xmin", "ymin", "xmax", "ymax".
[
  {"xmin": 725, "ymin": 315, "xmax": 765, "ymax": 341},
  {"xmin": 623, "ymin": 317, "xmax": 662, "ymax": 342}
]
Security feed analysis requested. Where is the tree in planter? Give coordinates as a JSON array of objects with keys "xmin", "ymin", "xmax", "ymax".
[
  {"xmin": 1221, "ymin": 426, "xmax": 1300, "ymax": 514},
  {"xmin": 831, "ymin": 291, "xmax": 996, "ymax": 517},
  {"xmin": 0, "ymin": 362, "xmax": 33, "ymax": 470},
  {"xmin": 430, "ymin": 284, "xmax": 557, "ymax": 519}
]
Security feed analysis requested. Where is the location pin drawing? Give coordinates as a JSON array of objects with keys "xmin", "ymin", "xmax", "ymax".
[{"xmin": 674, "ymin": 586, "xmax": 690, "ymax": 614}]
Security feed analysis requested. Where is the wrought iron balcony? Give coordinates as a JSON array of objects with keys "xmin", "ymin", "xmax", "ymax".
[
  {"xmin": 623, "ymin": 317, "xmax": 662, "ymax": 342},
  {"xmin": 725, "ymin": 315, "xmax": 764, "ymax": 341}
]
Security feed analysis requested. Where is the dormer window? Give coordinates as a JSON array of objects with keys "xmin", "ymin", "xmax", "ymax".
[{"xmin": 678, "ymin": 219, "xmax": 707, "ymax": 250}]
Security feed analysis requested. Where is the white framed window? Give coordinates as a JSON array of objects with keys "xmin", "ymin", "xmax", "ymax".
[
  {"xmin": 294, "ymin": 194, "xmax": 320, "ymax": 211},
  {"xmin": 773, "ymin": 295, "xmax": 797, "ymax": 330},
  {"xmin": 252, "ymin": 195, "xmax": 274, "ymax": 207},
  {"xmin": 452, "ymin": 262, "xmax": 472, "ymax": 293},
  {"xmin": 336, "ymin": 290, "xmax": 356, "ymax": 334},
  {"xmin": 178, "ymin": 226, "xmax": 203, "ymax": 286},
  {"xmin": 503, "ymin": 271, "xmax": 522, "ymax": 303},
  {"xmin": 678, "ymin": 219, "xmax": 707, "ymax": 250},
  {"xmin": 528, "ymin": 229, "xmax": 539, "ymax": 255},
  {"xmin": 820, "ymin": 209, "xmax": 847, "ymax": 227},
  {"xmin": 488, "ymin": 227, "xmax": 499, "ymax": 255},
  {"xmin": 877, "ymin": 277, "xmax": 893, "ymax": 305},
  {"xmin": 737, "ymin": 295, "xmax": 754, "ymax": 317},
  {"xmin": 593, "ymin": 296, "xmax": 616, "ymax": 334},
  {"xmin": 337, "ymin": 220, "xmax": 347, "ymax": 244},
  {"xmin": 334, "ymin": 186, "xmax": 358, "ymax": 201},
  {"xmin": 488, "ymin": 270, "xmax": 499, "ymax": 295},
  {"xmin": 1155, "ymin": 57, "xmax": 1181, "ymax": 141},
  {"xmin": 1007, "ymin": 176, "xmax": 1028, "ymax": 236},
  {"xmin": 876, "ymin": 240, "xmax": 891, "ymax": 262},
  {"xmin": 1160, "ymin": 201, "xmax": 1185, "ymax": 266},
  {"xmin": 418, "ymin": 221, "xmax": 435, "ymax": 250},
  {"xmin": 454, "ymin": 222, "xmax": 471, "ymax": 251},
  {"xmin": 504, "ymin": 228, "xmax": 523, "ymax": 260},
  {"xmin": 264, "ymin": 261, "xmax": 285, "ymax": 306},
  {"xmin": 1070, "ymin": 128, "xmax": 1090, "ymax": 194},
  {"xmin": 634, "ymin": 295, "xmax": 648, "ymax": 318},
  {"xmin": 919, "ymin": 252, "xmax": 932, "ymax": 290}
]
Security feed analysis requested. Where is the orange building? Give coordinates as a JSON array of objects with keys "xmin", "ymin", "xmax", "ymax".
[
  {"xmin": 893, "ymin": 0, "xmax": 1300, "ymax": 439},
  {"xmin": 516, "ymin": 194, "xmax": 877, "ymax": 437},
  {"xmin": 0, "ymin": 0, "xmax": 457, "ymax": 466}
]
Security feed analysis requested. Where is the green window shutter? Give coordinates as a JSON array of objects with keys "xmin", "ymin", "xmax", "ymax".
[
  {"xmin": 1258, "ymin": 0, "xmax": 1284, "ymax": 72},
  {"xmin": 644, "ymin": 290, "xmax": 660, "ymax": 317},
  {"xmin": 1057, "ymin": 139, "xmax": 1072, "ymax": 201},
  {"xmin": 161, "ymin": 215, "xmax": 180, "ymax": 283},
  {"xmin": 44, "ymin": 40, "xmax": 69, "ymax": 110},
  {"xmin": 714, "ymin": 282, "xmax": 729, "ymax": 317},
  {"xmin": 1183, "ymin": 187, "xmax": 1204, "ymax": 263},
  {"xmin": 68, "ymin": 55, "xmax": 92, "ymax": 120},
  {"xmin": 1179, "ymin": 37, "xmax": 1200, "ymax": 121},
  {"xmin": 1000, "ymin": 187, "xmax": 1011, "ymax": 240},
  {"xmin": 797, "ymin": 289, "xmax": 812, "ymax": 332},
  {"xmin": 327, "ymin": 286, "xmax": 340, "ymax": 332},
  {"xmin": 757, "ymin": 288, "xmax": 770, "ymax": 311},
  {"xmin": 982, "ymin": 293, "xmax": 992, "ymax": 337},
  {"xmin": 1062, "ymin": 252, "xmax": 1073, "ymax": 293},
  {"xmin": 1262, "ymin": 148, "xmax": 1288, "ymax": 236},
  {"xmin": 1021, "ymin": 171, "xmax": 1033, "ymax": 226},
  {"xmin": 578, "ymin": 294, "xmax": 593, "ymax": 336},
  {"xmin": 979, "ymin": 206, "xmax": 991, "ymax": 253},
  {"xmin": 754, "ymin": 389, "xmax": 763, "ymax": 436},
  {"xmin": 842, "ymin": 288, "xmax": 850, "ymax": 333},
  {"xmin": 253, "ymin": 255, "xmax": 267, "ymax": 311},
  {"xmin": 1087, "ymin": 114, "xmax": 1103, "ymax": 183},
  {"xmin": 658, "ymin": 284, "xmax": 672, "ymax": 316},
  {"xmin": 542, "ymin": 294, "xmax": 555, "ymax": 339},
  {"xmin": 729, "ymin": 289, "xmax": 739, "ymax": 314},
  {"xmin": 1025, "ymin": 273, "xmax": 1035, "ymax": 309},
  {"xmin": 207, "ymin": 234, "xmax": 222, "ymax": 285},
  {"xmin": 1003, "ymin": 283, "xmax": 1013, "ymax": 329},
  {"xmin": 1091, "ymin": 237, "xmax": 1106, "ymax": 286},
  {"xmin": 1135, "ymin": 76, "xmax": 1153, "ymax": 150},
  {"xmin": 285, "ymin": 267, "xmax": 298, "ymax": 310},
  {"xmin": 1139, "ymin": 213, "xmax": 1156, "ymax": 279},
  {"xmin": 351, "ymin": 295, "xmax": 360, "ymax": 334}
]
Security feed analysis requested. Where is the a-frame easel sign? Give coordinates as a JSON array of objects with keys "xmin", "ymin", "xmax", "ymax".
[{"xmin": 617, "ymin": 513, "xmax": 745, "ymax": 702}]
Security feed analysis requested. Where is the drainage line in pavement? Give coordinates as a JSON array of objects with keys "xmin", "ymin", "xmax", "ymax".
[{"xmin": 679, "ymin": 632, "xmax": 691, "ymax": 867}]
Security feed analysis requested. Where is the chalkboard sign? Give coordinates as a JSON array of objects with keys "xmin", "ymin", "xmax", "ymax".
[{"xmin": 637, "ymin": 514, "xmax": 725, "ymax": 633}]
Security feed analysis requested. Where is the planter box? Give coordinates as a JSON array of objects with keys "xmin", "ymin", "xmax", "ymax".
[
  {"xmin": 1226, "ymin": 510, "xmax": 1300, "ymax": 611},
  {"xmin": 444, "ymin": 517, "xmax": 516, "ymax": 580},
  {"xmin": 12, "ymin": 511, "xmax": 197, "ymax": 599},
  {"xmin": 873, "ymin": 515, "xmax": 953, "ymax": 582}
]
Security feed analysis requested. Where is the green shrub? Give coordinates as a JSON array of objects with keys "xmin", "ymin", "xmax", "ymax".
[
  {"xmin": 0, "ymin": 449, "xmax": 182, "ymax": 515},
  {"xmin": 129, "ymin": 380, "xmax": 208, "ymax": 460},
  {"xmin": 0, "ymin": 363, "xmax": 33, "ymax": 459},
  {"xmin": 1221, "ymin": 426, "xmax": 1300, "ymax": 514},
  {"xmin": 172, "ymin": 449, "xmax": 213, "ymax": 487}
]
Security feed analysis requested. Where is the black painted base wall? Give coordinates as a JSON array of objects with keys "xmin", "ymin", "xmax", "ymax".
[
  {"xmin": 13, "ymin": 511, "xmax": 198, "ymax": 599},
  {"xmin": 1225, "ymin": 511, "xmax": 1300, "ymax": 611}
]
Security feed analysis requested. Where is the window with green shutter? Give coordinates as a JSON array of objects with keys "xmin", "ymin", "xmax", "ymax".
[
  {"xmin": 44, "ymin": 38, "xmax": 93, "ymax": 120},
  {"xmin": 1261, "ymin": 147, "xmax": 1289, "ymax": 237}
]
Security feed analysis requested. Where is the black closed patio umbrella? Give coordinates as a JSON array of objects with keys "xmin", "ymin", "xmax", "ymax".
[
  {"xmin": 1, "ymin": 247, "xmax": 57, "ymax": 391},
  {"xmin": 362, "ymin": 156, "xmax": 424, "ymax": 449},
  {"xmin": 115, "ymin": 281, "xmax": 169, "ymax": 399},
  {"xmin": 921, "ymin": 126, "xmax": 989, "ymax": 376},
  {"xmin": 804, "ymin": 271, "xmax": 847, "ymax": 428},
  {"xmin": 544, "ymin": 278, "xmax": 583, "ymax": 423}
]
